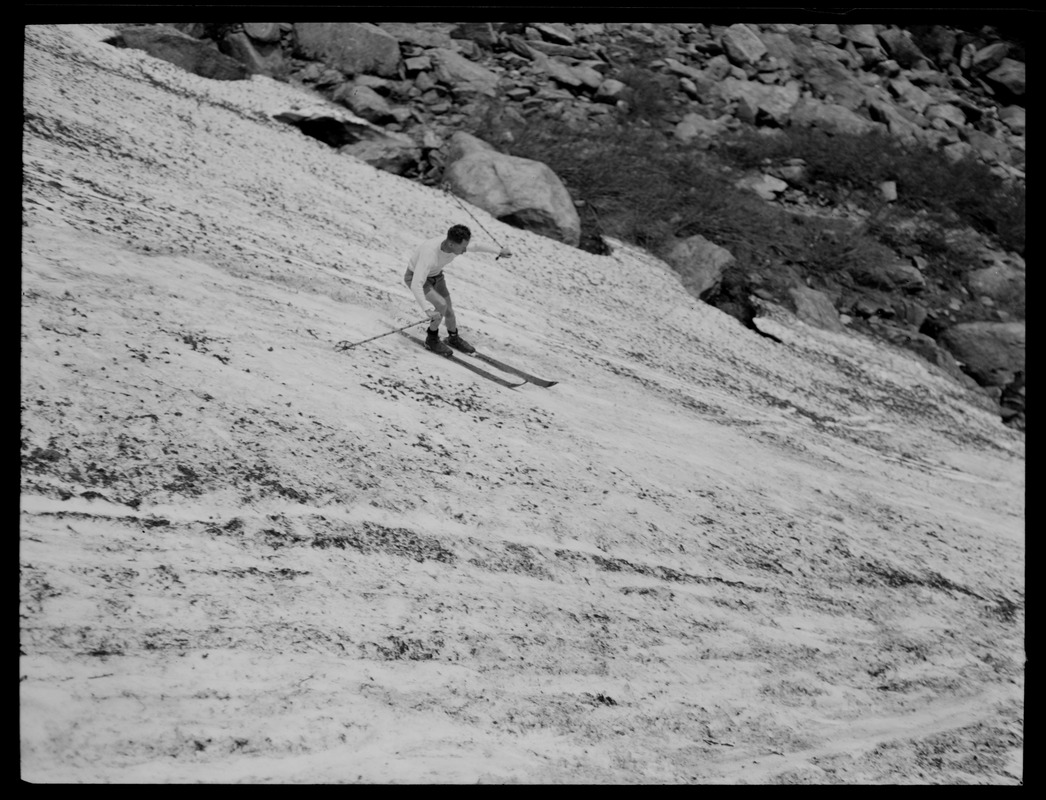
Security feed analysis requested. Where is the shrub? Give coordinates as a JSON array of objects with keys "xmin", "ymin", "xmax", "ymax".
[
  {"xmin": 718, "ymin": 126, "xmax": 1025, "ymax": 253},
  {"xmin": 615, "ymin": 66, "xmax": 676, "ymax": 123}
]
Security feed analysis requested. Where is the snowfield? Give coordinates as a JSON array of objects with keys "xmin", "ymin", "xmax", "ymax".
[{"xmin": 21, "ymin": 25, "xmax": 1023, "ymax": 784}]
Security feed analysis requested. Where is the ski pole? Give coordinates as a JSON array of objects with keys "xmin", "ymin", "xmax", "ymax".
[
  {"xmin": 441, "ymin": 182, "xmax": 506, "ymax": 259},
  {"xmin": 335, "ymin": 319, "xmax": 429, "ymax": 351}
]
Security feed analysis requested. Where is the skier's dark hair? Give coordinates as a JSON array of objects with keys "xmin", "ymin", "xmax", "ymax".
[{"xmin": 447, "ymin": 224, "xmax": 471, "ymax": 243}]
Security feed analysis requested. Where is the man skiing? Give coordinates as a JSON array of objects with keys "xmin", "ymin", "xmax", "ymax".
[{"xmin": 404, "ymin": 224, "xmax": 512, "ymax": 356}]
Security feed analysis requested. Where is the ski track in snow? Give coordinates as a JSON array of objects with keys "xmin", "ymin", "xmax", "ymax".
[{"xmin": 21, "ymin": 25, "xmax": 1023, "ymax": 784}]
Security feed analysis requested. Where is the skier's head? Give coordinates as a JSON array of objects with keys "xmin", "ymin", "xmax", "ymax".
[
  {"xmin": 447, "ymin": 224, "xmax": 471, "ymax": 244},
  {"xmin": 444, "ymin": 224, "xmax": 471, "ymax": 254}
]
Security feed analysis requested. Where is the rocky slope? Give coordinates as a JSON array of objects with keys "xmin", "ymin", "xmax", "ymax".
[{"xmin": 21, "ymin": 24, "xmax": 1024, "ymax": 784}]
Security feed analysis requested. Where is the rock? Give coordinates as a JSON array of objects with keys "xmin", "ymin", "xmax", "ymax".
[
  {"xmin": 442, "ymin": 131, "xmax": 496, "ymax": 164},
  {"xmin": 942, "ymin": 140, "xmax": 976, "ymax": 163},
  {"xmin": 451, "ymin": 22, "xmax": 500, "ymax": 49},
  {"xmin": 789, "ymin": 286, "xmax": 845, "ymax": 332},
  {"xmin": 274, "ymin": 105, "xmax": 393, "ymax": 148},
  {"xmin": 594, "ymin": 78, "xmax": 627, "ymax": 104},
  {"xmin": 876, "ymin": 325, "xmax": 979, "ymax": 385},
  {"xmin": 849, "ymin": 260, "xmax": 926, "ymax": 292},
  {"xmin": 570, "ymin": 64, "xmax": 605, "ymax": 90},
  {"xmin": 961, "ymin": 128, "xmax": 1012, "ymax": 165},
  {"xmin": 970, "ymin": 42, "xmax": 1010, "ymax": 77},
  {"xmin": 840, "ymin": 24, "xmax": 881, "ymax": 49},
  {"xmin": 719, "ymin": 77, "xmax": 801, "ymax": 125},
  {"xmin": 855, "ymin": 44, "xmax": 889, "ymax": 70},
  {"xmin": 532, "ymin": 23, "xmax": 576, "ymax": 45},
  {"xmin": 678, "ymin": 77, "xmax": 701, "ymax": 99},
  {"xmin": 221, "ymin": 30, "xmax": 286, "ymax": 78},
  {"xmin": 877, "ymin": 27, "xmax": 930, "ymax": 69},
  {"xmin": 664, "ymin": 235, "xmax": 735, "ymax": 298},
  {"xmin": 918, "ymin": 26, "xmax": 959, "ymax": 67},
  {"xmin": 114, "ymin": 25, "xmax": 250, "ymax": 80},
  {"xmin": 735, "ymin": 173, "xmax": 789, "ymax": 200},
  {"xmin": 673, "ymin": 112, "xmax": 730, "ymax": 143},
  {"xmin": 984, "ymin": 58, "xmax": 1025, "ymax": 99},
  {"xmin": 812, "ymin": 24, "xmax": 843, "ymax": 46},
  {"xmin": 788, "ymin": 96, "xmax": 880, "ymax": 136},
  {"xmin": 525, "ymin": 40, "xmax": 593, "ymax": 60},
  {"xmin": 428, "ymin": 48, "xmax": 500, "ymax": 96},
  {"xmin": 505, "ymin": 35, "xmax": 539, "ymax": 60},
  {"xmin": 924, "ymin": 102, "xmax": 967, "ymax": 128},
  {"xmin": 867, "ymin": 100, "xmax": 921, "ymax": 142},
  {"xmin": 887, "ymin": 76, "xmax": 934, "ymax": 114},
  {"xmin": 772, "ymin": 160, "xmax": 807, "ymax": 184},
  {"xmin": 662, "ymin": 57, "xmax": 704, "ymax": 81},
  {"xmin": 443, "ymin": 149, "xmax": 581, "ymax": 246},
  {"xmin": 339, "ymin": 131, "xmax": 421, "ymax": 175},
  {"xmin": 375, "ymin": 22, "xmax": 456, "ymax": 50},
  {"xmin": 333, "ymin": 83, "xmax": 396, "ymax": 124},
  {"xmin": 404, "ymin": 55, "xmax": 431, "ymax": 73},
  {"xmin": 242, "ymin": 23, "xmax": 282, "ymax": 43},
  {"xmin": 535, "ymin": 53, "xmax": 585, "ymax": 89},
  {"xmin": 799, "ymin": 58, "xmax": 872, "ymax": 110},
  {"xmin": 879, "ymin": 180, "xmax": 897, "ymax": 202},
  {"xmin": 966, "ymin": 263, "xmax": 1025, "ymax": 304},
  {"xmin": 852, "ymin": 295, "xmax": 896, "ymax": 319},
  {"xmin": 891, "ymin": 297, "xmax": 928, "ymax": 329},
  {"xmin": 293, "ymin": 22, "xmax": 400, "ymax": 78},
  {"xmin": 703, "ymin": 54, "xmax": 735, "ymax": 81},
  {"xmin": 721, "ymin": 24, "xmax": 768, "ymax": 66},
  {"xmin": 999, "ymin": 105, "xmax": 1026, "ymax": 134},
  {"xmin": 937, "ymin": 321, "xmax": 1025, "ymax": 387}
]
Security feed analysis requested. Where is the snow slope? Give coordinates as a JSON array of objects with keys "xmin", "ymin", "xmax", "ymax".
[{"xmin": 21, "ymin": 25, "xmax": 1024, "ymax": 784}]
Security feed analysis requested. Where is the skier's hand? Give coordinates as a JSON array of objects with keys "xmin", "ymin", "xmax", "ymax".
[
  {"xmin": 497, "ymin": 247, "xmax": 513, "ymax": 259},
  {"xmin": 426, "ymin": 308, "xmax": 441, "ymax": 322}
]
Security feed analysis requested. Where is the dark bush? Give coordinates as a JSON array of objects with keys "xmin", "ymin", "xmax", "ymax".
[{"xmin": 719, "ymin": 126, "xmax": 1025, "ymax": 253}]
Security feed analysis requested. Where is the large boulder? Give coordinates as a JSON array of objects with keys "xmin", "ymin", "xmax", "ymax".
[
  {"xmin": 293, "ymin": 23, "xmax": 401, "ymax": 78},
  {"xmin": 663, "ymin": 235, "xmax": 735, "ymax": 298},
  {"xmin": 113, "ymin": 25, "xmax": 249, "ymax": 80},
  {"xmin": 937, "ymin": 321, "xmax": 1025, "ymax": 387},
  {"xmin": 443, "ymin": 145, "xmax": 581, "ymax": 247},
  {"xmin": 442, "ymin": 131, "xmax": 496, "ymax": 164}
]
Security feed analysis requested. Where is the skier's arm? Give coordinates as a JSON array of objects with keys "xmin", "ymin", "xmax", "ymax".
[
  {"xmin": 409, "ymin": 243, "xmax": 440, "ymax": 314},
  {"xmin": 409, "ymin": 267, "xmax": 431, "ymax": 313},
  {"xmin": 466, "ymin": 241, "xmax": 511, "ymax": 257}
]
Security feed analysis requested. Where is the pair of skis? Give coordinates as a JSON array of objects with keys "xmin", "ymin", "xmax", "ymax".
[{"xmin": 399, "ymin": 332, "xmax": 557, "ymax": 389}]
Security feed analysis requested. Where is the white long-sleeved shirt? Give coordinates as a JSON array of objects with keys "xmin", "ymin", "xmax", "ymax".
[{"xmin": 407, "ymin": 236, "xmax": 500, "ymax": 312}]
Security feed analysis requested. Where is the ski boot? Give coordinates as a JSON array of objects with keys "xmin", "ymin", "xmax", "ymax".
[
  {"xmin": 425, "ymin": 329, "xmax": 453, "ymax": 356},
  {"xmin": 446, "ymin": 330, "xmax": 475, "ymax": 354}
]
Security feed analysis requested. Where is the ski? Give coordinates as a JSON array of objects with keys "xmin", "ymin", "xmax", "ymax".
[
  {"xmin": 399, "ymin": 332, "xmax": 527, "ymax": 389},
  {"xmin": 468, "ymin": 352, "xmax": 558, "ymax": 388}
]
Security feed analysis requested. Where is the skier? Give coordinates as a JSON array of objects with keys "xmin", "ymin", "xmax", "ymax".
[{"xmin": 404, "ymin": 224, "xmax": 512, "ymax": 356}]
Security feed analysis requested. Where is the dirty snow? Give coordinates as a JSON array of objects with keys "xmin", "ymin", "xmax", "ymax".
[{"xmin": 21, "ymin": 25, "xmax": 1023, "ymax": 784}]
